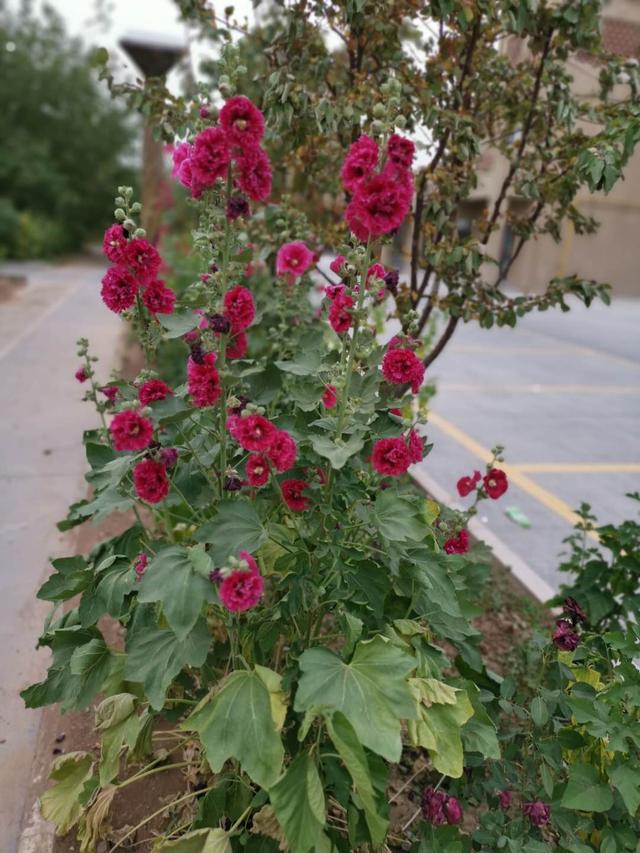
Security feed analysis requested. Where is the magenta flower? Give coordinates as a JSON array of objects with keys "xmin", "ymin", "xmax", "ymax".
[
  {"xmin": 133, "ymin": 458, "xmax": 169, "ymax": 504},
  {"xmin": 101, "ymin": 265, "xmax": 138, "ymax": 314},
  {"xmin": 267, "ymin": 430, "xmax": 297, "ymax": 472},
  {"xmin": 109, "ymin": 410, "xmax": 154, "ymax": 452},
  {"xmin": 138, "ymin": 379, "xmax": 172, "ymax": 406},
  {"xmin": 220, "ymin": 95, "xmax": 265, "ymax": 149},
  {"xmin": 224, "ymin": 285, "xmax": 255, "ymax": 332},
  {"xmin": 276, "ymin": 241, "xmax": 315, "ymax": 280},
  {"xmin": 187, "ymin": 353, "xmax": 221, "ymax": 408},
  {"xmin": 523, "ymin": 801, "xmax": 550, "ymax": 827},
  {"xmin": 371, "ymin": 437, "xmax": 412, "ymax": 477}
]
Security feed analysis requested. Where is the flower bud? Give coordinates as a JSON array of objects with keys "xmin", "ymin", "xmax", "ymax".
[
  {"xmin": 134, "ymin": 228, "xmax": 146, "ymax": 238},
  {"xmin": 131, "ymin": 202, "xmax": 142, "ymax": 213},
  {"xmin": 373, "ymin": 102, "xmax": 386, "ymax": 118},
  {"xmin": 123, "ymin": 218, "xmax": 136, "ymax": 233},
  {"xmin": 115, "ymin": 196, "xmax": 125, "ymax": 206},
  {"xmin": 114, "ymin": 208, "xmax": 126, "ymax": 221}
]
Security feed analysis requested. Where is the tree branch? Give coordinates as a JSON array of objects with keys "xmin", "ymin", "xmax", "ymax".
[{"xmin": 423, "ymin": 315, "xmax": 459, "ymax": 369}]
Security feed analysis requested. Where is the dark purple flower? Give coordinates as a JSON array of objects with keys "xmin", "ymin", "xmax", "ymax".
[
  {"xmin": 224, "ymin": 475, "xmax": 243, "ymax": 492},
  {"xmin": 421, "ymin": 787, "xmax": 447, "ymax": 826},
  {"xmin": 189, "ymin": 342, "xmax": 206, "ymax": 365},
  {"xmin": 161, "ymin": 447, "xmax": 179, "ymax": 468},
  {"xmin": 523, "ymin": 801, "xmax": 550, "ymax": 827},
  {"xmin": 226, "ymin": 194, "xmax": 251, "ymax": 221},
  {"xmin": 208, "ymin": 313, "xmax": 232, "ymax": 334},
  {"xmin": 552, "ymin": 619, "xmax": 580, "ymax": 651},
  {"xmin": 563, "ymin": 596, "xmax": 587, "ymax": 625},
  {"xmin": 228, "ymin": 395, "xmax": 250, "ymax": 414},
  {"xmin": 444, "ymin": 796, "xmax": 463, "ymax": 825},
  {"xmin": 209, "ymin": 568, "xmax": 223, "ymax": 584},
  {"xmin": 497, "ymin": 790, "xmax": 512, "ymax": 811},
  {"xmin": 383, "ymin": 269, "xmax": 399, "ymax": 295}
]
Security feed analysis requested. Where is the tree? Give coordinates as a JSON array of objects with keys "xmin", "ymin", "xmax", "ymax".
[
  {"xmin": 0, "ymin": 0, "xmax": 134, "ymax": 258},
  {"xmin": 99, "ymin": 0, "xmax": 640, "ymax": 366}
]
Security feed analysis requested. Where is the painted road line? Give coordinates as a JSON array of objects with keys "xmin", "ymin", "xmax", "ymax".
[
  {"xmin": 427, "ymin": 411, "xmax": 599, "ymax": 542},
  {"xmin": 511, "ymin": 462, "xmax": 640, "ymax": 474},
  {"xmin": 439, "ymin": 383, "xmax": 640, "ymax": 395}
]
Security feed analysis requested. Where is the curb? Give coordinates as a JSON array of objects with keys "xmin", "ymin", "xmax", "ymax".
[
  {"xmin": 17, "ymin": 801, "xmax": 54, "ymax": 853},
  {"xmin": 410, "ymin": 467, "xmax": 556, "ymax": 603}
]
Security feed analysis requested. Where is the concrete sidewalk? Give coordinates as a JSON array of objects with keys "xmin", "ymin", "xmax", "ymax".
[{"xmin": 0, "ymin": 259, "xmax": 122, "ymax": 853}]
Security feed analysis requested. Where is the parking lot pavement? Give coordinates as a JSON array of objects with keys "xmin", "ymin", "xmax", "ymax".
[
  {"xmin": 0, "ymin": 259, "xmax": 121, "ymax": 852},
  {"xmin": 413, "ymin": 296, "xmax": 640, "ymax": 595}
]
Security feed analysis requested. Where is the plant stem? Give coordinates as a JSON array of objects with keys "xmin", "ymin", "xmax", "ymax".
[{"xmin": 216, "ymin": 168, "xmax": 234, "ymax": 498}]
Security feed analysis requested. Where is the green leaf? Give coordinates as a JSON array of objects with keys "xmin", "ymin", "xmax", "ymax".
[
  {"xmin": 183, "ymin": 669, "xmax": 283, "ymax": 788},
  {"xmin": 407, "ymin": 679, "xmax": 474, "ymax": 778},
  {"xmin": 309, "ymin": 432, "xmax": 364, "ymax": 470},
  {"xmin": 154, "ymin": 828, "xmax": 233, "ymax": 852},
  {"xmin": 79, "ymin": 557, "xmax": 136, "ymax": 626},
  {"xmin": 295, "ymin": 635, "xmax": 416, "ymax": 761},
  {"xmin": 125, "ymin": 613, "xmax": 210, "ymax": 710},
  {"xmin": 373, "ymin": 492, "xmax": 430, "ymax": 542},
  {"xmin": 196, "ymin": 500, "xmax": 267, "ymax": 564},
  {"xmin": 531, "ymin": 697, "xmax": 549, "ymax": 727},
  {"xmin": 137, "ymin": 546, "xmax": 215, "ymax": 642},
  {"xmin": 561, "ymin": 763, "xmax": 614, "ymax": 813},
  {"xmin": 69, "ymin": 638, "xmax": 113, "ymax": 707},
  {"xmin": 95, "ymin": 693, "xmax": 142, "ymax": 785},
  {"xmin": 459, "ymin": 684, "xmax": 500, "ymax": 760},
  {"xmin": 269, "ymin": 754, "xmax": 326, "ymax": 852},
  {"xmin": 326, "ymin": 713, "xmax": 388, "ymax": 846},
  {"xmin": 274, "ymin": 348, "xmax": 322, "ymax": 376},
  {"xmin": 40, "ymin": 752, "xmax": 94, "ymax": 834},
  {"xmin": 158, "ymin": 310, "xmax": 199, "ymax": 338},
  {"xmin": 37, "ymin": 556, "xmax": 91, "ymax": 602},
  {"xmin": 610, "ymin": 764, "xmax": 640, "ymax": 816}
]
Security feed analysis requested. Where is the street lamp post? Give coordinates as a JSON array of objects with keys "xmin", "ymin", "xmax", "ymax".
[{"xmin": 119, "ymin": 32, "xmax": 185, "ymax": 244}]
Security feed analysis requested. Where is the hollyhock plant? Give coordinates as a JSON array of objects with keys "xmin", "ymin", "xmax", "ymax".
[
  {"xmin": 329, "ymin": 255, "xmax": 346, "ymax": 277},
  {"xmin": 421, "ymin": 787, "xmax": 447, "ymax": 825},
  {"xmin": 138, "ymin": 379, "xmax": 172, "ymax": 405},
  {"xmin": 191, "ymin": 127, "xmax": 231, "ymax": 189},
  {"xmin": 407, "ymin": 429, "xmax": 425, "ymax": 464},
  {"xmin": 483, "ymin": 467, "xmax": 509, "ymax": 499},
  {"xmin": 328, "ymin": 294, "xmax": 354, "ymax": 334},
  {"xmin": 563, "ymin": 596, "xmax": 587, "ymax": 624},
  {"xmin": 224, "ymin": 285, "xmax": 255, "ymax": 331},
  {"xmin": 322, "ymin": 385, "xmax": 337, "ymax": 408},
  {"xmin": 381, "ymin": 346, "xmax": 425, "ymax": 394},
  {"xmin": 133, "ymin": 458, "xmax": 169, "ymax": 504},
  {"xmin": 246, "ymin": 453, "xmax": 270, "ymax": 486},
  {"xmin": 387, "ymin": 133, "xmax": 416, "ymax": 170},
  {"xmin": 444, "ymin": 796, "xmax": 463, "ymax": 825},
  {"xmin": 498, "ymin": 790, "xmax": 512, "ymax": 811},
  {"xmin": 276, "ymin": 241, "xmax": 315, "ymax": 280},
  {"xmin": 101, "ymin": 265, "xmax": 138, "ymax": 313},
  {"xmin": 102, "ymin": 224, "xmax": 127, "ymax": 263},
  {"xmin": 100, "ymin": 385, "xmax": 119, "ymax": 404},
  {"xmin": 236, "ymin": 147, "xmax": 272, "ymax": 202},
  {"xmin": 267, "ymin": 430, "xmax": 297, "ymax": 472},
  {"xmin": 133, "ymin": 552, "xmax": 148, "ymax": 579},
  {"xmin": 75, "ymin": 367, "xmax": 88, "ymax": 383},
  {"xmin": 523, "ymin": 801, "xmax": 551, "ymax": 827},
  {"xmin": 281, "ymin": 478, "xmax": 311, "ymax": 512},
  {"xmin": 109, "ymin": 410, "xmax": 154, "ymax": 452},
  {"xmin": 187, "ymin": 352, "xmax": 221, "ymax": 408},
  {"xmin": 160, "ymin": 447, "xmax": 178, "ymax": 468},
  {"xmin": 371, "ymin": 437, "xmax": 412, "ymax": 477},
  {"xmin": 124, "ymin": 238, "xmax": 161, "ymax": 282},
  {"xmin": 444, "ymin": 529, "xmax": 470, "ymax": 555},
  {"xmin": 219, "ymin": 567, "xmax": 265, "ymax": 613},
  {"xmin": 346, "ymin": 171, "xmax": 413, "ymax": 240},
  {"xmin": 457, "ymin": 470, "xmax": 481, "ymax": 497},
  {"xmin": 220, "ymin": 95, "xmax": 265, "ymax": 149},
  {"xmin": 142, "ymin": 280, "xmax": 176, "ymax": 315},
  {"xmin": 231, "ymin": 414, "xmax": 278, "ymax": 452},
  {"xmin": 325, "ymin": 283, "xmax": 346, "ymax": 301},
  {"xmin": 226, "ymin": 331, "xmax": 248, "ymax": 359},
  {"xmin": 552, "ymin": 619, "xmax": 580, "ymax": 651},
  {"xmin": 226, "ymin": 194, "xmax": 250, "ymax": 220}
]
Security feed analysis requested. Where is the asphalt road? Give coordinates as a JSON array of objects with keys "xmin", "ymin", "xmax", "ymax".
[
  {"xmin": 413, "ymin": 295, "xmax": 640, "ymax": 594},
  {"xmin": 0, "ymin": 259, "xmax": 120, "ymax": 852}
]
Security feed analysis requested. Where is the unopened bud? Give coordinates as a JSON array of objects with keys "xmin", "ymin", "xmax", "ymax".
[{"xmin": 114, "ymin": 208, "xmax": 126, "ymax": 221}]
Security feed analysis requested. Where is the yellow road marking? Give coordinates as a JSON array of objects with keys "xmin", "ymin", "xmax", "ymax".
[
  {"xmin": 512, "ymin": 463, "xmax": 640, "ymax": 474},
  {"xmin": 440, "ymin": 383, "xmax": 640, "ymax": 395},
  {"xmin": 427, "ymin": 411, "xmax": 599, "ymax": 541}
]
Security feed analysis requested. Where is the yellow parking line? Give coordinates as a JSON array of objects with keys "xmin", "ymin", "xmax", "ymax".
[
  {"xmin": 512, "ymin": 463, "xmax": 640, "ymax": 474},
  {"xmin": 427, "ymin": 411, "xmax": 599, "ymax": 541},
  {"xmin": 439, "ymin": 383, "xmax": 640, "ymax": 394}
]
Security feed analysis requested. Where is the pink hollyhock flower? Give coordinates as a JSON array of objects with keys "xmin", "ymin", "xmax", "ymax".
[
  {"xmin": 325, "ymin": 283, "xmax": 346, "ymax": 302},
  {"xmin": 101, "ymin": 265, "xmax": 138, "ymax": 313},
  {"xmin": 497, "ymin": 790, "xmax": 512, "ymax": 811},
  {"xmin": 322, "ymin": 384, "xmax": 337, "ymax": 409},
  {"xmin": 276, "ymin": 241, "xmax": 315, "ymax": 279},
  {"xmin": 238, "ymin": 549, "xmax": 259, "ymax": 573},
  {"xmin": 366, "ymin": 263, "xmax": 386, "ymax": 286},
  {"xmin": 171, "ymin": 142, "xmax": 192, "ymax": 178},
  {"xmin": 236, "ymin": 146, "xmax": 272, "ymax": 201},
  {"xmin": 267, "ymin": 430, "xmax": 297, "ymax": 472},
  {"xmin": 444, "ymin": 529, "xmax": 470, "ymax": 555},
  {"xmin": 522, "ymin": 801, "xmax": 550, "ymax": 827},
  {"xmin": 340, "ymin": 135, "xmax": 379, "ymax": 192},
  {"xmin": 483, "ymin": 468, "xmax": 508, "ymax": 499},
  {"xmin": 246, "ymin": 453, "xmax": 270, "ymax": 486},
  {"xmin": 281, "ymin": 478, "xmax": 310, "ymax": 512},
  {"xmin": 457, "ymin": 470, "xmax": 481, "ymax": 497},
  {"xmin": 371, "ymin": 437, "xmax": 411, "ymax": 477},
  {"xmin": 138, "ymin": 379, "xmax": 172, "ymax": 405},
  {"xmin": 226, "ymin": 331, "xmax": 248, "ymax": 359},
  {"xmin": 387, "ymin": 133, "xmax": 416, "ymax": 170},
  {"xmin": 187, "ymin": 352, "xmax": 221, "ymax": 407},
  {"xmin": 329, "ymin": 255, "xmax": 347, "ymax": 276},
  {"xmin": 100, "ymin": 385, "xmax": 119, "ymax": 404},
  {"xmin": 142, "ymin": 280, "xmax": 176, "ymax": 315},
  {"xmin": 133, "ymin": 552, "xmax": 148, "ymax": 579},
  {"xmin": 219, "ymin": 568, "xmax": 264, "ymax": 612},
  {"xmin": 421, "ymin": 787, "xmax": 447, "ymax": 826},
  {"xmin": 124, "ymin": 239, "xmax": 161, "ymax": 283},
  {"xmin": 328, "ymin": 294, "xmax": 354, "ymax": 334},
  {"xmin": 191, "ymin": 127, "xmax": 231, "ymax": 188},
  {"xmin": 232, "ymin": 414, "xmax": 278, "ymax": 451},
  {"xmin": 133, "ymin": 458, "xmax": 169, "ymax": 504},
  {"xmin": 552, "ymin": 619, "xmax": 580, "ymax": 651},
  {"xmin": 346, "ymin": 172, "xmax": 413, "ymax": 240},
  {"xmin": 102, "ymin": 224, "xmax": 127, "ymax": 263},
  {"xmin": 224, "ymin": 285, "xmax": 255, "ymax": 332},
  {"xmin": 109, "ymin": 410, "xmax": 154, "ymax": 452},
  {"xmin": 407, "ymin": 429, "xmax": 425, "ymax": 463},
  {"xmin": 444, "ymin": 796, "xmax": 463, "ymax": 825},
  {"xmin": 75, "ymin": 367, "xmax": 88, "ymax": 383},
  {"xmin": 381, "ymin": 347, "xmax": 425, "ymax": 394},
  {"xmin": 220, "ymin": 95, "xmax": 265, "ymax": 149}
]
